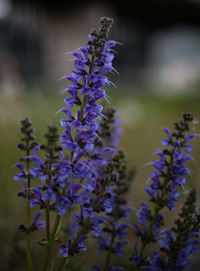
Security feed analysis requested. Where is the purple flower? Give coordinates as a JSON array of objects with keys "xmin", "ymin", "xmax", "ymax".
[
  {"xmin": 43, "ymin": 189, "xmax": 56, "ymax": 201},
  {"xmin": 59, "ymin": 245, "xmax": 69, "ymax": 258},
  {"xmin": 136, "ymin": 201, "xmax": 150, "ymax": 225},
  {"xmin": 76, "ymin": 235, "xmax": 87, "ymax": 252},
  {"xmin": 161, "ymin": 127, "xmax": 171, "ymax": 147},
  {"xmin": 55, "ymin": 196, "xmax": 71, "ymax": 216},
  {"xmin": 114, "ymin": 241, "xmax": 128, "ymax": 257},
  {"xmin": 13, "ymin": 163, "xmax": 25, "ymax": 182},
  {"xmin": 90, "ymin": 216, "xmax": 106, "ymax": 237},
  {"xmin": 29, "ymin": 212, "xmax": 46, "ymax": 232},
  {"xmin": 59, "ymin": 240, "xmax": 71, "ymax": 258}
]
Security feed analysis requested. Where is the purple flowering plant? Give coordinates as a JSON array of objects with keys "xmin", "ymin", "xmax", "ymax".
[{"xmin": 13, "ymin": 17, "xmax": 200, "ymax": 271}]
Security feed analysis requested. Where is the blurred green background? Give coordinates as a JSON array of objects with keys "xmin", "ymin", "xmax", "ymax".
[{"xmin": 1, "ymin": 0, "xmax": 200, "ymax": 269}]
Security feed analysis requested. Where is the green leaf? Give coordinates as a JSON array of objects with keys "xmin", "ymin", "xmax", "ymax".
[{"xmin": 38, "ymin": 238, "xmax": 49, "ymax": 246}]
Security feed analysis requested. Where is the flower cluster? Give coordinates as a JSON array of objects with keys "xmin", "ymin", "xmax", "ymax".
[
  {"xmin": 56, "ymin": 17, "xmax": 123, "ymax": 261},
  {"xmin": 14, "ymin": 118, "xmax": 46, "ymax": 232},
  {"xmin": 132, "ymin": 113, "xmax": 199, "ymax": 268}
]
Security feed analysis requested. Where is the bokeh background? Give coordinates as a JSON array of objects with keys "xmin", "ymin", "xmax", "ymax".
[{"xmin": 1, "ymin": 0, "xmax": 200, "ymax": 270}]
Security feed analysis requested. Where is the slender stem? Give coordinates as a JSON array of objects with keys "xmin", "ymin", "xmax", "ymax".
[
  {"xmin": 26, "ymin": 233, "xmax": 32, "ymax": 271},
  {"xmin": 40, "ymin": 156, "xmax": 53, "ymax": 271},
  {"xmin": 46, "ymin": 201, "xmax": 50, "ymax": 242},
  {"xmin": 50, "ymin": 186, "xmax": 67, "ymax": 240},
  {"xmin": 39, "ymin": 214, "xmax": 61, "ymax": 271},
  {"xmin": 51, "ymin": 214, "xmax": 61, "ymax": 240},
  {"xmin": 26, "ymin": 179, "xmax": 32, "ymax": 271},
  {"xmin": 56, "ymin": 258, "xmax": 69, "ymax": 271},
  {"xmin": 46, "ymin": 160, "xmax": 52, "ymax": 243},
  {"xmin": 26, "ymin": 145, "xmax": 32, "ymax": 271},
  {"xmin": 104, "ymin": 233, "xmax": 115, "ymax": 271},
  {"xmin": 40, "ymin": 246, "xmax": 51, "ymax": 271},
  {"xmin": 55, "ymin": 210, "xmax": 68, "ymax": 238},
  {"xmin": 50, "ymin": 254, "xmax": 56, "ymax": 271}
]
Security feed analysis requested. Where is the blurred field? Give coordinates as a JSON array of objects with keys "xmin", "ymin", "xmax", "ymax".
[{"xmin": 1, "ymin": 89, "xmax": 200, "ymax": 269}]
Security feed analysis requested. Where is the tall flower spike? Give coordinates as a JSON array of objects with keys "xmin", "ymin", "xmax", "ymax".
[
  {"xmin": 132, "ymin": 112, "xmax": 196, "ymax": 268},
  {"xmin": 56, "ymin": 17, "xmax": 121, "ymax": 266},
  {"xmin": 13, "ymin": 117, "xmax": 40, "ymax": 271},
  {"xmin": 26, "ymin": 125, "xmax": 64, "ymax": 212}
]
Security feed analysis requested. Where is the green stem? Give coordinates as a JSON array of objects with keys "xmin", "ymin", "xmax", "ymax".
[
  {"xmin": 55, "ymin": 217, "xmax": 90, "ymax": 271},
  {"xmin": 39, "ymin": 214, "xmax": 61, "ymax": 271},
  {"xmin": 26, "ymin": 154, "xmax": 32, "ymax": 271},
  {"xmin": 55, "ymin": 211, "xmax": 68, "ymax": 238},
  {"xmin": 56, "ymin": 258, "xmax": 69, "ymax": 271},
  {"xmin": 50, "ymin": 185, "xmax": 67, "ymax": 241},
  {"xmin": 104, "ymin": 233, "xmax": 115, "ymax": 271},
  {"xmin": 50, "ymin": 254, "xmax": 56, "ymax": 271},
  {"xmin": 51, "ymin": 214, "xmax": 61, "ymax": 240},
  {"xmin": 40, "ymin": 156, "xmax": 53, "ymax": 270},
  {"xmin": 40, "ymin": 246, "xmax": 51, "ymax": 271},
  {"xmin": 46, "ymin": 201, "xmax": 50, "ymax": 242},
  {"xmin": 26, "ymin": 185, "xmax": 32, "ymax": 271},
  {"xmin": 26, "ymin": 232, "xmax": 32, "ymax": 271}
]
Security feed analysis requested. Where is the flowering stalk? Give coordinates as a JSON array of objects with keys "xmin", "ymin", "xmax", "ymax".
[
  {"xmin": 24, "ymin": 119, "xmax": 34, "ymax": 271},
  {"xmin": 14, "ymin": 118, "xmax": 39, "ymax": 271},
  {"xmin": 90, "ymin": 108, "xmax": 133, "ymax": 270},
  {"xmin": 54, "ymin": 15, "xmax": 115, "ymax": 232},
  {"xmin": 131, "ymin": 113, "xmax": 196, "ymax": 267},
  {"xmin": 41, "ymin": 125, "xmax": 62, "ymax": 241},
  {"xmin": 39, "ymin": 17, "xmax": 118, "ymax": 271},
  {"xmin": 96, "ymin": 150, "xmax": 134, "ymax": 271},
  {"xmin": 37, "ymin": 125, "xmax": 62, "ymax": 271}
]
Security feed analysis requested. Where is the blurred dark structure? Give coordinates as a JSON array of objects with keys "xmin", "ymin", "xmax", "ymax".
[{"xmin": 1, "ymin": 0, "xmax": 200, "ymax": 92}]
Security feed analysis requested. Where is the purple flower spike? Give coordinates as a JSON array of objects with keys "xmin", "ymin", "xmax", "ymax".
[{"xmin": 132, "ymin": 113, "xmax": 199, "ymax": 270}]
